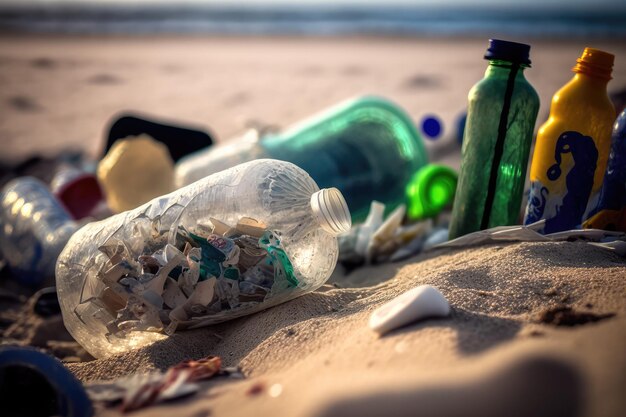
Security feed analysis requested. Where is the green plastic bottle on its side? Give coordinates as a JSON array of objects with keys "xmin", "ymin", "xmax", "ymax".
[
  {"xmin": 449, "ymin": 39, "xmax": 540, "ymax": 239},
  {"xmin": 176, "ymin": 96, "xmax": 427, "ymax": 223},
  {"xmin": 262, "ymin": 96, "xmax": 428, "ymax": 222}
]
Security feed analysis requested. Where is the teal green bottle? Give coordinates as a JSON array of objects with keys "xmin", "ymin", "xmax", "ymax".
[
  {"xmin": 176, "ymin": 96, "xmax": 428, "ymax": 222},
  {"xmin": 449, "ymin": 40, "xmax": 540, "ymax": 239}
]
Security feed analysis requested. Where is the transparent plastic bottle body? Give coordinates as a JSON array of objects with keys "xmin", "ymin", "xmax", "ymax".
[
  {"xmin": 56, "ymin": 160, "xmax": 350, "ymax": 358},
  {"xmin": 0, "ymin": 177, "xmax": 77, "ymax": 285},
  {"xmin": 449, "ymin": 60, "xmax": 539, "ymax": 239},
  {"xmin": 524, "ymin": 49, "xmax": 615, "ymax": 233},
  {"xmin": 176, "ymin": 96, "xmax": 427, "ymax": 222}
]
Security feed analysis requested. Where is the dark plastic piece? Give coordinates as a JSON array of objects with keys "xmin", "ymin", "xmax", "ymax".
[
  {"xmin": 33, "ymin": 286, "xmax": 61, "ymax": 317},
  {"xmin": 0, "ymin": 346, "xmax": 93, "ymax": 417},
  {"xmin": 104, "ymin": 113, "xmax": 214, "ymax": 162}
]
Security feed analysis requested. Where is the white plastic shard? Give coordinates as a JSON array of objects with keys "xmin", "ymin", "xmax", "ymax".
[
  {"xmin": 354, "ymin": 201, "xmax": 386, "ymax": 256},
  {"xmin": 369, "ymin": 285, "xmax": 450, "ymax": 335},
  {"xmin": 235, "ymin": 217, "xmax": 267, "ymax": 238},
  {"xmin": 208, "ymin": 217, "xmax": 234, "ymax": 236},
  {"xmin": 589, "ymin": 240, "xmax": 626, "ymax": 256},
  {"xmin": 438, "ymin": 221, "xmax": 549, "ymax": 248},
  {"xmin": 162, "ymin": 277, "xmax": 188, "ymax": 309},
  {"xmin": 367, "ymin": 204, "xmax": 406, "ymax": 262},
  {"xmin": 437, "ymin": 220, "xmax": 624, "ymax": 249},
  {"xmin": 545, "ymin": 229, "xmax": 625, "ymax": 241},
  {"xmin": 169, "ymin": 277, "xmax": 217, "ymax": 322}
]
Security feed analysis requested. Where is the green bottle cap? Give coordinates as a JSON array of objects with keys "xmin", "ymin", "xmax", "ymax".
[{"xmin": 406, "ymin": 164, "xmax": 458, "ymax": 220}]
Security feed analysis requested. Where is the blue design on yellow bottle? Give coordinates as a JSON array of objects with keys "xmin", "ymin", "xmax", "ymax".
[{"xmin": 524, "ymin": 48, "xmax": 615, "ymax": 233}]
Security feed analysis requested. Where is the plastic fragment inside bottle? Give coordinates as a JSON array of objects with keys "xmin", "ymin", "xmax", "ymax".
[{"xmin": 86, "ymin": 215, "xmax": 301, "ymax": 342}]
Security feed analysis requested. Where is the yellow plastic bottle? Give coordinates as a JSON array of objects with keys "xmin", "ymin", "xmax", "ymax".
[{"xmin": 524, "ymin": 48, "xmax": 615, "ymax": 233}]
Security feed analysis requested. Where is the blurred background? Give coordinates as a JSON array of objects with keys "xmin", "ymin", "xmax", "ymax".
[{"xmin": 0, "ymin": 0, "xmax": 625, "ymax": 169}]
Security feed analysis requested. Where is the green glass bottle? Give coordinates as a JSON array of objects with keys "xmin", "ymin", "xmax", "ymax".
[{"xmin": 449, "ymin": 39, "xmax": 540, "ymax": 239}]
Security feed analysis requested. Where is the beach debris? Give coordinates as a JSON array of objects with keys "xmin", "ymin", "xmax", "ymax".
[
  {"xmin": 0, "ymin": 346, "xmax": 93, "ymax": 417},
  {"xmin": 544, "ymin": 229, "xmax": 624, "ymax": 242},
  {"xmin": 420, "ymin": 115, "xmax": 443, "ymax": 140},
  {"xmin": 86, "ymin": 355, "xmax": 222, "ymax": 412},
  {"xmin": 422, "ymin": 227, "xmax": 449, "ymax": 251},
  {"xmin": 32, "ymin": 286, "xmax": 61, "ymax": 317},
  {"xmin": 246, "ymin": 381, "xmax": 266, "ymax": 396},
  {"xmin": 0, "ymin": 176, "xmax": 78, "ymax": 286},
  {"xmin": 405, "ymin": 164, "xmax": 457, "ymax": 221},
  {"xmin": 440, "ymin": 221, "xmax": 548, "ymax": 247},
  {"xmin": 438, "ymin": 220, "xmax": 625, "ymax": 249},
  {"xmin": 339, "ymin": 201, "xmax": 445, "ymax": 266},
  {"xmin": 355, "ymin": 201, "xmax": 386, "ymax": 256},
  {"xmin": 105, "ymin": 113, "xmax": 214, "ymax": 163},
  {"xmin": 537, "ymin": 306, "xmax": 615, "ymax": 327},
  {"xmin": 221, "ymin": 366, "xmax": 245, "ymax": 379},
  {"xmin": 97, "ymin": 134, "xmax": 175, "ymax": 213},
  {"xmin": 79, "ymin": 215, "xmax": 299, "ymax": 340},
  {"xmin": 589, "ymin": 240, "xmax": 626, "ymax": 257},
  {"xmin": 58, "ymin": 160, "xmax": 349, "ymax": 357},
  {"xmin": 268, "ymin": 383, "xmax": 284, "ymax": 398},
  {"xmin": 52, "ymin": 169, "xmax": 104, "ymax": 220},
  {"xmin": 369, "ymin": 285, "xmax": 450, "ymax": 335},
  {"xmin": 366, "ymin": 203, "xmax": 406, "ymax": 262}
]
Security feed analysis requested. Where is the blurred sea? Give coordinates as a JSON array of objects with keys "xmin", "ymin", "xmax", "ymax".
[{"xmin": 0, "ymin": 4, "xmax": 625, "ymax": 38}]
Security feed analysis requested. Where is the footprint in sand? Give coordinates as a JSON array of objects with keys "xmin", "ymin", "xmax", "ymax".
[
  {"xmin": 30, "ymin": 57, "xmax": 57, "ymax": 69},
  {"xmin": 86, "ymin": 73, "xmax": 123, "ymax": 85},
  {"xmin": 7, "ymin": 96, "xmax": 42, "ymax": 112},
  {"xmin": 403, "ymin": 74, "xmax": 442, "ymax": 89}
]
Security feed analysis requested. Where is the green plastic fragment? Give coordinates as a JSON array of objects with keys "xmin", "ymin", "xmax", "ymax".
[
  {"xmin": 223, "ymin": 267, "xmax": 240, "ymax": 280},
  {"xmin": 406, "ymin": 164, "xmax": 458, "ymax": 220},
  {"xmin": 190, "ymin": 232, "xmax": 227, "ymax": 262},
  {"xmin": 266, "ymin": 246, "xmax": 298, "ymax": 287}
]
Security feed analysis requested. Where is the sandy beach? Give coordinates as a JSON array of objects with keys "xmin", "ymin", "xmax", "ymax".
[{"xmin": 1, "ymin": 35, "xmax": 626, "ymax": 417}]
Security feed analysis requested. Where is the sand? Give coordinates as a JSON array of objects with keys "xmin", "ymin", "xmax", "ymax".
[
  {"xmin": 66, "ymin": 241, "xmax": 626, "ymax": 417},
  {"xmin": 1, "ymin": 36, "xmax": 625, "ymax": 169},
  {"xmin": 1, "ymin": 35, "xmax": 626, "ymax": 417}
]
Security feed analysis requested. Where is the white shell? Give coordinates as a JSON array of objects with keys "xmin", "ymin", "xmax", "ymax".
[{"xmin": 369, "ymin": 285, "xmax": 450, "ymax": 335}]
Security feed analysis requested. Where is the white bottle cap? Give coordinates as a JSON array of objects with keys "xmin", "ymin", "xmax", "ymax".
[{"xmin": 310, "ymin": 188, "xmax": 352, "ymax": 236}]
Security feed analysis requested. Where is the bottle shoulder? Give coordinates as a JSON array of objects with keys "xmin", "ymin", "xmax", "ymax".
[
  {"xmin": 470, "ymin": 73, "xmax": 537, "ymax": 98},
  {"xmin": 550, "ymin": 76, "xmax": 613, "ymax": 112}
]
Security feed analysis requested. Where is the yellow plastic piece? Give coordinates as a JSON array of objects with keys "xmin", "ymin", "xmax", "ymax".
[{"xmin": 97, "ymin": 135, "xmax": 175, "ymax": 213}]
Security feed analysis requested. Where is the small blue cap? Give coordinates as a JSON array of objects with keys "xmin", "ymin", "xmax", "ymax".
[
  {"xmin": 484, "ymin": 39, "xmax": 531, "ymax": 66},
  {"xmin": 421, "ymin": 115, "xmax": 442, "ymax": 139}
]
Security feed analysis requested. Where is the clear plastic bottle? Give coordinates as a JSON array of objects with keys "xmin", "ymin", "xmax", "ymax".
[
  {"xmin": 56, "ymin": 159, "xmax": 351, "ymax": 358},
  {"xmin": 175, "ymin": 96, "xmax": 427, "ymax": 222},
  {"xmin": 0, "ymin": 177, "xmax": 78, "ymax": 286}
]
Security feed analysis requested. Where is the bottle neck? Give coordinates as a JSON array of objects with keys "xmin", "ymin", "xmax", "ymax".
[
  {"xmin": 485, "ymin": 60, "xmax": 529, "ymax": 80},
  {"xmin": 310, "ymin": 188, "xmax": 351, "ymax": 236}
]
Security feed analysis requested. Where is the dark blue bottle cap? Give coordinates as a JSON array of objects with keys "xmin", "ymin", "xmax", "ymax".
[
  {"xmin": 484, "ymin": 39, "xmax": 531, "ymax": 66},
  {"xmin": 421, "ymin": 115, "xmax": 442, "ymax": 140}
]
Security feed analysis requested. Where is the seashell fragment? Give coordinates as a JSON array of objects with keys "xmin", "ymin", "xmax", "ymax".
[{"xmin": 369, "ymin": 285, "xmax": 450, "ymax": 335}]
